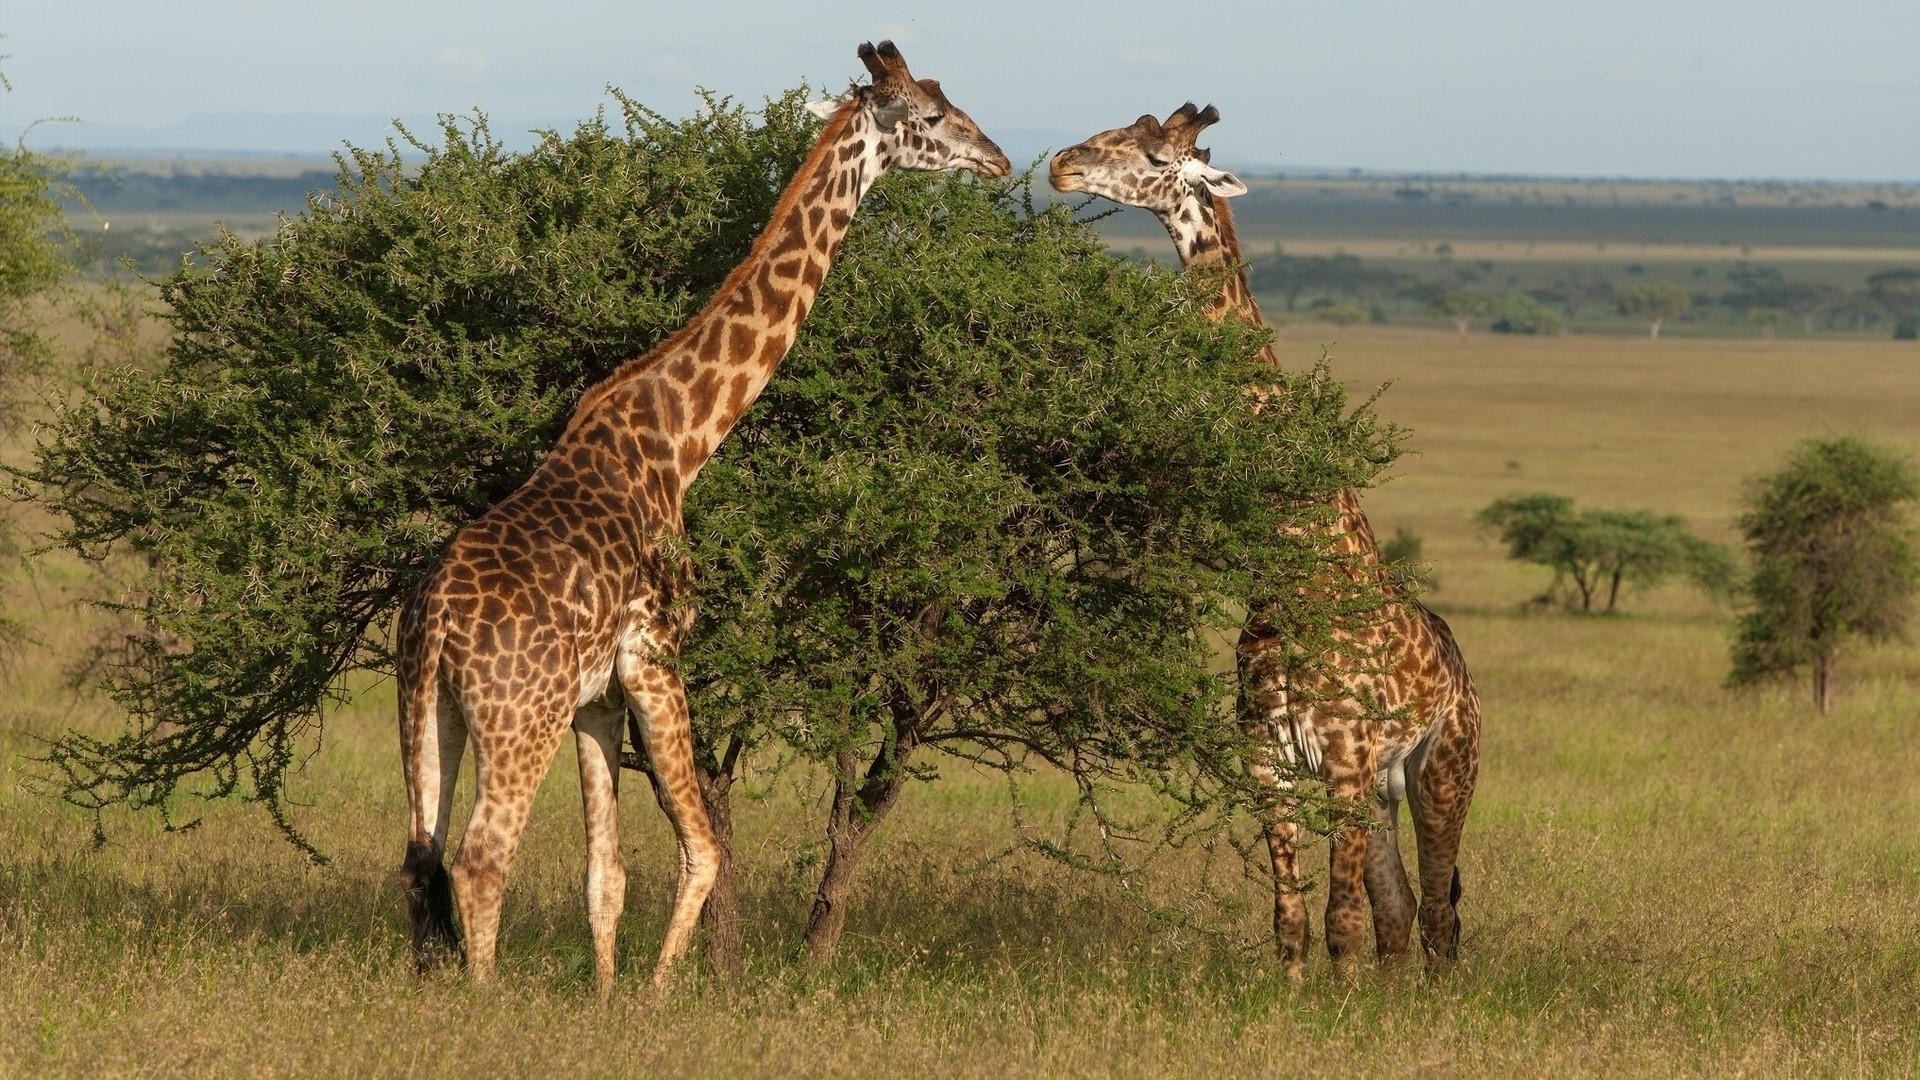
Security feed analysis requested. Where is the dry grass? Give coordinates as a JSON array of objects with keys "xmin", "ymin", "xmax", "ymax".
[{"xmin": 5, "ymin": 327, "xmax": 1920, "ymax": 1076}]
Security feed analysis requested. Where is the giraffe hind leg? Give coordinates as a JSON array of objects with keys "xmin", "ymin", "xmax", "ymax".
[
  {"xmin": 450, "ymin": 701, "xmax": 573, "ymax": 984},
  {"xmin": 1408, "ymin": 691, "xmax": 1480, "ymax": 967},
  {"xmin": 573, "ymin": 696, "xmax": 628, "ymax": 999},
  {"xmin": 1363, "ymin": 787, "xmax": 1417, "ymax": 965}
]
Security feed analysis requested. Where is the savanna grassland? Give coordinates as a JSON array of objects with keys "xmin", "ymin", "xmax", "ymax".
[{"xmin": 4, "ymin": 305, "xmax": 1919, "ymax": 1076}]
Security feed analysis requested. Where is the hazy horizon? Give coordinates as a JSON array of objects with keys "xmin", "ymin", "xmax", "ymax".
[{"xmin": 5, "ymin": 1, "xmax": 1916, "ymax": 183}]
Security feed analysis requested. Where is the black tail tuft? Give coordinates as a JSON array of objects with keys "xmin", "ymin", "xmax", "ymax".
[
  {"xmin": 1448, "ymin": 866, "xmax": 1463, "ymax": 959},
  {"xmin": 402, "ymin": 839, "xmax": 461, "ymax": 971}
]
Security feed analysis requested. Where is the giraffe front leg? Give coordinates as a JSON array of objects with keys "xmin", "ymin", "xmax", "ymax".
[
  {"xmin": 1266, "ymin": 817, "xmax": 1309, "ymax": 981},
  {"xmin": 574, "ymin": 696, "xmax": 628, "ymax": 999},
  {"xmin": 618, "ymin": 651, "xmax": 721, "ymax": 989},
  {"xmin": 1247, "ymin": 749, "xmax": 1309, "ymax": 981}
]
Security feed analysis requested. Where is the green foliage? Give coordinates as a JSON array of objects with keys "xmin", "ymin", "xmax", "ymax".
[
  {"xmin": 1379, "ymin": 526, "xmax": 1437, "ymax": 592},
  {"xmin": 1427, "ymin": 289, "xmax": 1492, "ymax": 334},
  {"xmin": 1310, "ymin": 297, "xmax": 1370, "ymax": 325},
  {"xmin": 1489, "ymin": 292, "xmax": 1563, "ymax": 335},
  {"xmin": 686, "ymin": 174, "xmax": 1396, "ymax": 855},
  {"xmin": 24, "ymin": 91, "xmax": 823, "ymax": 843},
  {"xmin": 1616, "ymin": 282, "xmax": 1692, "ymax": 338},
  {"xmin": 1729, "ymin": 437, "xmax": 1919, "ymax": 711},
  {"xmin": 24, "ymin": 89, "xmax": 1398, "ymax": 857},
  {"xmin": 1249, "ymin": 249, "xmax": 1408, "ymax": 312},
  {"xmin": 1745, "ymin": 307, "xmax": 1788, "ymax": 337},
  {"xmin": 0, "ymin": 104, "xmax": 78, "ymax": 415},
  {"xmin": 1868, "ymin": 269, "xmax": 1920, "ymax": 339},
  {"xmin": 1478, "ymin": 493, "xmax": 1733, "ymax": 613}
]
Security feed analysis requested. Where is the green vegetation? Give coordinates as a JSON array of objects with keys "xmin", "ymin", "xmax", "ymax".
[
  {"xmin": 1730, "ymin": 437, "xmax": 1919, "ymax": 714},
  {"xmin": 8, "ymin": 318, "xmax": 1920, "ymax": 1074},
  {"xmin": 1614, "ymin": 282, "xmax": 1693, "ymax": 339},
  {"xmin": 21, "ymin": 91, "xmax": 1396, "ymax": 973},
  {"xmin": 1478, "ymin": 493, "xmax": 1734, "ymax": 613}
]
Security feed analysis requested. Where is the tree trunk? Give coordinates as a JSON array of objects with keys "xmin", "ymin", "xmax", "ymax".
[
  {"xmin": 1605, "ymin": 568, "xmax": 1623, "ymax": 612},
  {"xmin": 1813, "ymin": 651, "xmax": 1836, "ymax": 716},
  {"xmin": 1454, "ymin": 316, "xmax": 1471, "ymax": 336},
  {"xmin": 695, "ymin": 755, "xmax": 744, "ymax": 981},
  {"xmin": 1648, "ymin": 318, "xmax": 1663, "ymax": 340},
  {"xmin": 803, "ymin": 723, "xmax": 922, "ymax": 965}
]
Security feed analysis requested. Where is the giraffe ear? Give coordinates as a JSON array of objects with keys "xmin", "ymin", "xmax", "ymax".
[
  {"xmin": 1198, "ymin": 166, "xmax": 1247, "ymax": 198},
  {"xmin": 804, "ymin": 99, "xmax": 843, "ymax": 121}
]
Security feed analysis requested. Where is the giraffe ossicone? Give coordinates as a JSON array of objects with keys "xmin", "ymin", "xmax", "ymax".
[
  {"xmin": 1051, "ymin": 105, "xmax": 1481, "ymax": 980},
  {"xmin": 396, "ymin": 39, "xmax": 1008, "ymax": 997}
]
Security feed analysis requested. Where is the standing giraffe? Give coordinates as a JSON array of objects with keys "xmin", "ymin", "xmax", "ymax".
[
  {"xmin": 1051, "ymin": 105, "xmax": 1479, "ymax": 979},
  {"xmin": 397, "ymin": 41, "xmax": 1010, "ymax": 995}
]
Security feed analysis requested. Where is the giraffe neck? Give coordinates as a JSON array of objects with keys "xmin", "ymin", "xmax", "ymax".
[
  {"xmin": 564, "ymin": 100, "xmax": 886, "ymax": 500},
  {"xmin": 1164, "ymin": 193, "xmax": 1382, "ymax": 567},
  {"xmin": 1158, "ymin": 192, "xmax": 1278, "ymax": 365}
]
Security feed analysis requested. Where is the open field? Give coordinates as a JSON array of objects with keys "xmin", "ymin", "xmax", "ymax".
[{"xmin": 4, "ymin": 326, "xmax": 1920, "ymax": 1075}]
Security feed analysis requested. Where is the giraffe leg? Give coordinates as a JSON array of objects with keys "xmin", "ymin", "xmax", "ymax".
[
  {"xmin": 1265, "ymin": 815, "xmax": 1309, "ymax": 981},
  {"xmin": 1408, "ymin": 691, "xmax": 1481, "ymax": 968},
  {"xmin": 400, "ymin": 678, "xmax": 467, "ymax": 970},
  {"xmin": 450, "ymin": 708, "xmax": 571, "ymax": 984},
  {"xmin": 1364, "ymin": 789, "xmax": 1417, "ymax": 965},
  {"xmin": 574, "ymin": 696, "xmax": 628, "ymax": 999},
  {"xmin": 618, "ymin": 652, "xmax": 721, "ymax": 989},
  {"xmin": 1247, "ymin": 746, "xmax": 1309, "ymax": 981},
  {"xmin": 1323, "ymin": 741, "xmax": 1381, "ymax": 979}
]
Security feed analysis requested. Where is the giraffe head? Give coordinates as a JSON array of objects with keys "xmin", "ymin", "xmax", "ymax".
[
  {"xmin": 808, "ymin": 41, "xmax": 1010, "ymax": 178},
  {"xmin": 1048, "ymin": 103, "xmax": 1247, "ymax": 214}
]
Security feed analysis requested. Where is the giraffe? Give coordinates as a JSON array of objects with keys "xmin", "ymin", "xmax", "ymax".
[
  {"xmin": 397, "ymin": 40, "xmax": 1010, "ymax": 996},
  {"xmin": 1051, "ymin": 105, "xmax": 1480, "ymax": 979}
]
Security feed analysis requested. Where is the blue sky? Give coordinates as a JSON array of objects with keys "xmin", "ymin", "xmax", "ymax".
[{"xmin": 4, "ymin": 0, "xmax": 1916, "ymax": 179}]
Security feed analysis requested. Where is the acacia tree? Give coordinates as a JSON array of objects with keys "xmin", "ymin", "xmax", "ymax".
[
  {"xmin": 1616, "ymin": 282, "xmax": 1692, "ymax": 339},
  {"xmin": 1478, "ymin": 493, "xmax": 1733, "ymax": 613},
  {"xmin": 1730, "ymin": 437, "xmax": 1919, "ymax": 714},
  {"xmin": 1428, "ymin": 289, "xmax": 1492, "ymax": 336},
  {"xmin": 1746, "ymin": 307, "xmax": 1788, "ymax": 339},
  {"xmin": 1868, "ymin": 269, "xmax": 1920, "ymax": 340},
  {"xmin": 24, "ymin": 90, "xmax": 1394, "ymax": 967},
  {"xmin": 0, "ymin": 67, "xmax": 79, "ymax": 643}
]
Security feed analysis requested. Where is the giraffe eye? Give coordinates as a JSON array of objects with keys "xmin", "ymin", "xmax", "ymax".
[
  {"xmin": 925, "ymin": 113, "xmax": 945, "ymax": 126},
  {"xmin": 1145, "ymin": 153, "xmax": 1170, "ymax": 167}
]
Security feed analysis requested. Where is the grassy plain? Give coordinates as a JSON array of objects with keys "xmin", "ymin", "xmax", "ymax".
[{"xmin": 5, "ymin": 324, "xmax": 1920, "ymax": 1076}]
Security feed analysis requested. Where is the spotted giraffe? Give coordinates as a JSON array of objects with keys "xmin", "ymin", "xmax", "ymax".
[
  {"xmin": 1052, "ymin": 105, "xmax": 1479, "ymax": 979},
  {"xmin": 397, "ymin": 41, "xmax": 1009, "ymax": 996}
]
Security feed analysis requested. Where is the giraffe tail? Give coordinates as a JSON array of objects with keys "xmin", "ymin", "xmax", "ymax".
[
  {"xmin": 1448, "ymin": 865, "xmax": 1463, "ymax": 959},
  {"xmin": 399, "ymin": 589, "xmax": 462, "ymax": 970}
]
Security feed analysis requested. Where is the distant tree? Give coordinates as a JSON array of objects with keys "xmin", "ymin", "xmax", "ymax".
[
  {"xmin": 1616, "ymin": 282, "xmax": 1692, "ymax": 339},
  {"xmin": 1379, "ymin": 525, "xmax": 1438, "ymax": 592},
  {"xmin": 1479, "ymin": 493, "xmax": 1733, "ymax": 613},
  {"xmin": 1746, "ymin": 307, "xmax": 1788, "ymax": 338},
  {"xmin": 1428, "ymin": 289, "xmax": 1493, "ymax": 335},
  {"xmin": 1312, "ymin": 297, "xmax": 1369, "ymax": 325},
  {"xmin": 1730, "ymin": 437, "xmax": 1919, "ymax": 714},
  {"xmin": 0, "ymin": 71, "xmax": 77, "ymax": 417},
  {"xmin": 1867, "ymin": 269, "xmax": 1920, "ymax": 339},
  {"xmin": 1489, "ymin": 292, "xmax": 1563, "ymax": 335},
  {"xmin": 0, "ymin": 67, "xmax": 79, "ymax": 647},
  {"xmin": 1544, "ymin": 270, "xmax": 1613, "ymax": 317},
  {"xmin": 1775, "ymin": 281, "xmax": 1843, "ymax": 333},
  {"xmin": 1250, "ymin": 250, "xmax": 1407, "ymax": 311}
]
